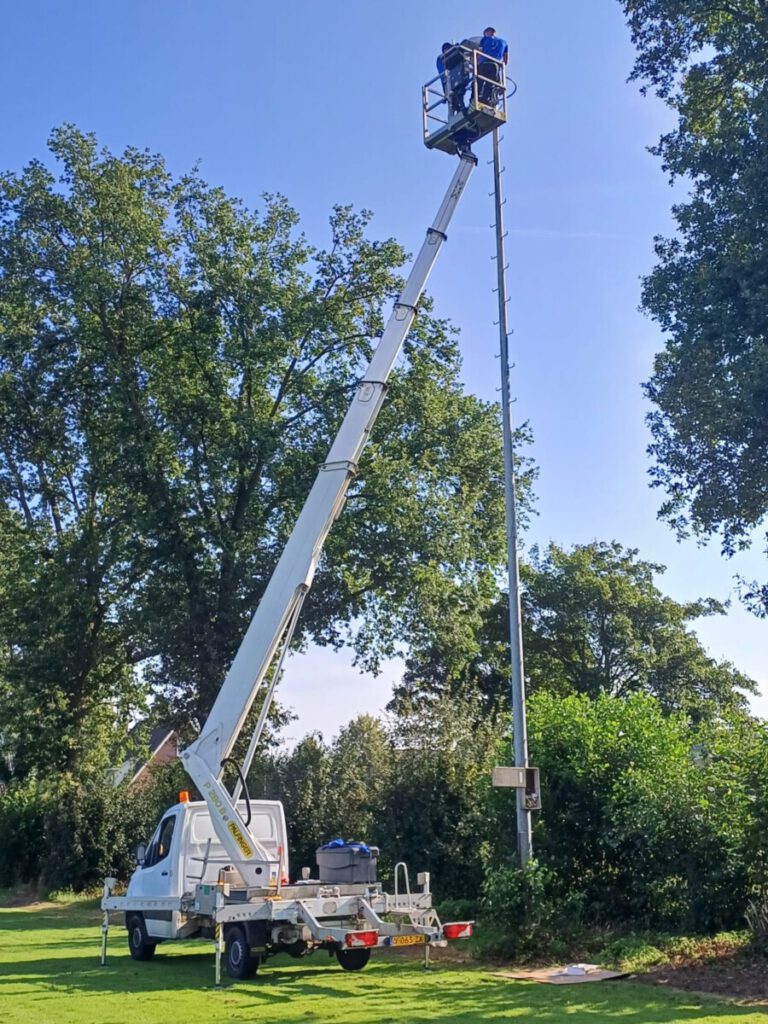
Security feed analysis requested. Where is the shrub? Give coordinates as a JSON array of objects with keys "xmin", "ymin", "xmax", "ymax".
[
  {"xmin": 437, "ymin": 897, "xmax": 479, "ymax": 922},
  {"xmin": 41, "ymin": 776, "xmax": 147, "ymax": 892},
  {"xmin": 476, "ymin": 860, "xmax": 580, "ymax": 959},
  {"xmin": 489, "ymin": 692, "xmax": 757, "ymax": 933},
  {"xmin": 602, "ymin": 935, "xmax": 666, "ymax": 972},
  {"xmin": 0, "ymin": 763, "xmax": 188, "ymax": 893},
  {"xmin": 0, "ymin": 780, "xmax": 46, "ymax": 886}
]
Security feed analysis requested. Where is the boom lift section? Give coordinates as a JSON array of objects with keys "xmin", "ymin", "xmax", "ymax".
[{"xmin": 181, "ymin": 152, "xmax": 478, "ymax": 888}]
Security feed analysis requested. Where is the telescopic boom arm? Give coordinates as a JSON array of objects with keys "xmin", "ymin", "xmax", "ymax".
[{"xmin": 181, "ymin": 153, "xmax": 477, "ymax": 888}]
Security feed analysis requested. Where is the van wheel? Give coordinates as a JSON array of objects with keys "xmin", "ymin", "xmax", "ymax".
[
  {"xmin": 336, "ymin": 948, "xmax": 371, "ymax": 971},
  {"xmin": 225, "ymin": 925, "xmax": 259, "ymax": 979},
  {"xmin": 127, "ymin": 914, "xmax": 156, "ymax": 961}
]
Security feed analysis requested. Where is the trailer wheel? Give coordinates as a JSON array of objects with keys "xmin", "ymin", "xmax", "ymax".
[
  {"xmin": 127, "ymin": 914, "xmax": 156, "ymax": 961},
  {"xmin": 225, "ymin": 925, "xmax": 259, "ymax": 980},
  {"xmin": 336, "ymin": 947, "xmax": 371, "ymax": 972}
]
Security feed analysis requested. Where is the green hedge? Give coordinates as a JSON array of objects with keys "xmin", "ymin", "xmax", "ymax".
[{"xmin": 0, "ymin": 764, "xmax": 187, "ymax": 893}]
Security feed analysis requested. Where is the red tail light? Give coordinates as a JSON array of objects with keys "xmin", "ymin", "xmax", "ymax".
[
  {"xmin": 443, "ymin": 921, "xmax": 473, "ymax": 940},
  {"xmin": 345, "ymin": 929, "xmax": 379, "ymax": 948}
]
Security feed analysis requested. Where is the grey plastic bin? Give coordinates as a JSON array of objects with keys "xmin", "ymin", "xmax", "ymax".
[{"xmin": 316, "ymin": 844, "xmax": 379, "ymax": 884}]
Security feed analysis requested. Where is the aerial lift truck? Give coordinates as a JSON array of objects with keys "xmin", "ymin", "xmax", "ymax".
[{"xmin": 101, "ymin": 49, "xmax": 508, "ymax": 982}]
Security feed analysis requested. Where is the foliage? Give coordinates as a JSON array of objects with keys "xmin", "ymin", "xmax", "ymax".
[
  {"xmin": 620, "ymin": 1, "xmax": 768, "ymax": 607},
  {"xmin": 603, "ymin": 930, "xmax": 749, "ymax": 972},
  {"xmin": 604, "ymin": 935, "xmax": 668, "ymax": 972},
  {"xmin": 523, "ymin": 543, "xmax": 753, "ymax": 715},
  {"xmin": 0, "ymin": 779, "xmax": 46, "ymax": 886},
  {"xmin": 381, "ymin": 696, "xmax": 502, "ymax": 898},
  {"xmin": 715, "ymin": 711, "xmax": 768, "ymax": 895},
  {"xmin": 321, "ymin": 714, "xmax": 392, "ymax": 846},
  {"xmin": 0, "ymin": 125, "xmax": 523, "ymax": 777},
  {"xmin": 393, "ymin": 540, "xmax": 754, "ymax": 719},
  {"xmin": 0, "ymin": 763, "xmax": 187, "ymax": 892},
  {"xmin": 0, "ymin": 506, "xmax": 146, "ymax": 778},
  {"xmin": 477, "ymin": 860, "xmax": 567, "ymax": 959},
  {"xmin": 5, "ymin": 685, "xmax": 768, "ymax": 939},
  {"xmin": 435, "ymin": 896, "xmax": 480, "ymax": 922},
  {"xmin": 266, "ymin": 715, "xmax": 393, "ymax": 875},
  {"xmin": 272, "ymin": 685, "xmax": 768, "ymax": 938},
  {"xmin": 518, "ymin": 692, "xmax": 767, "ymax": 932},
  {"xmin": 271, "ymin": 733, "xmax": 334, "ymax": 873},
  {"xmin": 270, "ymin": 705, "xmax": 501, "ymax": 896},
  {"xmin": 41, "ymin": 777, "xmax": 148, "ymax": 893}
]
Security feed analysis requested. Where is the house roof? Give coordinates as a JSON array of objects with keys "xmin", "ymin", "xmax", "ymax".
[
  {"xmin": 113, "ymin": 722, "xmax": 178, "ymax": 786},
  {"xmin": 147, "ymin": 723, "xmax": 176, "ymax": 755}
]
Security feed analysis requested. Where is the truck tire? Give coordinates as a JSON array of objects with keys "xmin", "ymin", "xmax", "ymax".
[
  {"xmin": 127, "ymin": 914, "xmax": 156, "ymax": 961},
  {"xmin": 336, "ymin": 947, "xmax": 371, "ymax": 972},
  {"xmin": 225, "ymin": 925, "xmax": 259, "ymax": 979}
]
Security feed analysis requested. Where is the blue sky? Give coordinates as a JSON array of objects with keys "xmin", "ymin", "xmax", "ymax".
[{"xmin": 2, "ymin": 1, "xmax": 765, "ymax": 737}]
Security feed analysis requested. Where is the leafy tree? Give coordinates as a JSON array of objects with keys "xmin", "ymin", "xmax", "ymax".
[
  {"xmin": 0, "ymin": 760, "xmax": 194, "ymax": 892},
  {"xmin": 0, "ymin": 125, "xmax": 530, "ymax": 772},
  {"xmin": 270, "ymin": 715, "xmax": 393, "ymax": 878},
  {"xmin": 270, "ymin": 703, "xmax": 502, "ymax": 897},
  {"xmin": 0, "ymin": 508, "xmax": 144, "ymax": 777},
  {"xmin": 620, "ymin": 1, "xmax": 768, "ymax": 609},
  {"xmin": 393, "ymin": 541, "xmax": 755, "ymax": 718},
  {"xmin": 323, "ymin": 714, "xmax": 392, "ymax": 846},
  {"xmin": 487, "ymin": 691, "xmax": 757, "ymax": 931},
  {"xmin": 382, "ymin": 695, "xmax": 503, "ymax": 899},
  {"xmin": 522, "ymin": 542, "xmax": 753, "ymax": 713},
  {"xmin": 271, "ymin": 734, "xmax": 333, "ymax": 874}
]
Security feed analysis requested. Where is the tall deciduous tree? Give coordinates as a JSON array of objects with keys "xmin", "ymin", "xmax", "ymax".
[
  {"xmin": 0, "ymin": 126, "xmax": 527, "ymax": 774},
  {"xmin": 270, "ymin": 715, "xmax": 393, "ymax": 875},
  {"xmin": 620, "ymin": 1, "xmax": 768, "ymax": 610},
  {"xmin": 393, "ymin": 541, "xmax": 755, "ymax": 718},
  {"xmin": 383, "ymin": 695, "xmax": 501, "ymax": 899}
]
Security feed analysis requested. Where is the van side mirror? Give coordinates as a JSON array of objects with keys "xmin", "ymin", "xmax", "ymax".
[{"xmin": 136, "ymin": 842, "xmax": 147, "ymax": 866}]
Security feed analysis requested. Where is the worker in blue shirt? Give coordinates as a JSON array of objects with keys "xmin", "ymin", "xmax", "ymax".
[
  {"xmin": 436, "ymin": 42, "xmax": 452, "ymax": 85},
  {"xmin": 436, "ymin": 42, "xmax": 468, "ymax": 115},
  {"xmin": 477, "ymin": 26, "xmax": 508, "ymax": 106}
]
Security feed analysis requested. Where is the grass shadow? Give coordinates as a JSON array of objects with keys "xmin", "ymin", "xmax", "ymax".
[
  {"xmin": 0, "ymin": 945, "xmax": 765, "ymax": 1021},
  {"xmin": 3, "ymin": 903, "xmax": 767, "ymax": 1022}
]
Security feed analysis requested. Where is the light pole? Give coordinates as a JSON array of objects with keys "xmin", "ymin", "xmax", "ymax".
[{"xmin": 491, "ymin": 126, "xmax": 533, "ymax": 867}]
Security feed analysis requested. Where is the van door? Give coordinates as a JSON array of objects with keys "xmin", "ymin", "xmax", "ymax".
[{"xmin": 133, "ymin": 810, "xmax": 182, "ymax": 939}]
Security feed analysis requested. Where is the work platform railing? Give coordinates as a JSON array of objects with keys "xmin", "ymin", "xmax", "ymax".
[{"xmin": 422, "ymin": 44, "xmax": 508, "ymax": 154}]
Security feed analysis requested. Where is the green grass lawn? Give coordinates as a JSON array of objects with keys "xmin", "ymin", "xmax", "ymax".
[{"xmin": 1, "ymin": 898, "xmax": 767, "ymax": 1024}]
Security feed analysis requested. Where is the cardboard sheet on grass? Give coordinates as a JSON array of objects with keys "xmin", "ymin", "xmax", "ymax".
[{"xmin": 494, "ymin": 963, "xmax": 626, "ymax": 985}]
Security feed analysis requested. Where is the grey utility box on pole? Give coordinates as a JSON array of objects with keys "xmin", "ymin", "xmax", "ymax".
[{"xmin": 492, "ymin": 766, "xmax": 542, "ymax": 811}]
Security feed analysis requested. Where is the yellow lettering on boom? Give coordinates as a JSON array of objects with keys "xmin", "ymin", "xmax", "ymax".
[{"xmin": 227, "ymin": 821, "xmax": 253, "ymax": 859}]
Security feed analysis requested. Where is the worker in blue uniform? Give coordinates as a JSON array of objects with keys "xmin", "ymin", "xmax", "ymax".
[
  {"xmin": 477, "ymin": 26, "xmax": 508, "ymax": 106},
  {"xmin": 437, "ymin": 42, "xmax": 470, "ymax": 115},
  {"xmin": 436, "ymin": 42, "xmax": 452, "ymax": 87}
]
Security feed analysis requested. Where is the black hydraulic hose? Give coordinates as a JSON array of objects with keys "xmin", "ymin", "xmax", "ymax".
[{"xmin": 220, "ymin": 757, "xmax": 252, "ymax": 827}]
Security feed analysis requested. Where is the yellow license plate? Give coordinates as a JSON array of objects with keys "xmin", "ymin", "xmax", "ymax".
[{"xmin": 392, "ymin": 934, "xmax": 425, "ymax": 947}]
